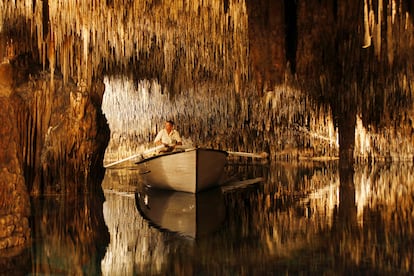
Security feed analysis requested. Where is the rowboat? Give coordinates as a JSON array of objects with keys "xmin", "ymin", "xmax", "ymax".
[
  {"xmin": 135, "ymin": 186, "xmax": 225, "ymax": 239},
  {"xmin": 135, "ymin": 147, "xmax": 228, "ymax": 193}
]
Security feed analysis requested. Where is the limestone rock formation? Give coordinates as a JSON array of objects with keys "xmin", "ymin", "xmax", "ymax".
[
  {"xmin": 0, "ymin": 55, "xmax": 109, "ymax": 252},
  {"xmin": 11, "ymin": 68, "xmax": 110, "ymax": 195},
  {"xmin": 0, "ymin": 83, "xmax": 30, "ymax": 251}
]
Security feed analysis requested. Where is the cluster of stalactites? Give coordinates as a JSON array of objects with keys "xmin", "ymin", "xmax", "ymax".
[
  {"xmin": 0, "ymin": 0, "xmax": 249, "ymax": 92},
  {"xmin": 102, "ymin": 77, "xmax": 340, "ymax": 164},
  {"xmin": 362, "ymin": 0, "xmax": 411, "ymax": 62}
]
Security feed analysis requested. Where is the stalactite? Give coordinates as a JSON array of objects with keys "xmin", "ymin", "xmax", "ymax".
[
  {"xmin": 102, "ymin": 77, "xmax": 340, "ymax": 164},
  {"xmin": 1, "ymin": 0, "xmax": 249, "ymax": 92},
  {"xmin": 375, "ymin": 0, "xmax": 382, "ymax": 58},
  {"xmin": 363, "ymin": 0, "xmax": 371, "ymax": 48},
  {"xmin": 2, "ymin": 0, "xmax": 414, "ymax": 164}
]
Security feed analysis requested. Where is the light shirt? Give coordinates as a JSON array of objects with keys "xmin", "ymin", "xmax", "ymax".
[{"xmin": 154, "ymin": 129, "xmax": 182, "ymax": 145}]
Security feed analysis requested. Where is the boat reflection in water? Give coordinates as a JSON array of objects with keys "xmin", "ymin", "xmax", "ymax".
[{"xmin": 135, "ymin": 186, "xmax": 225, "ymax": 239}]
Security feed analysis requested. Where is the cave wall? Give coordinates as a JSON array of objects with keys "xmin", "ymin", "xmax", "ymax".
[
  {"xmin": 11, "ymin": 69, "xmax": 110, "ymax": 195},
  {"xmin": 0, "ymin": 54, "xmax": 109, "ymax": 252},
  {"xmin": 0, "ymin": 62, "xmax": 30, "ymax": 252}
]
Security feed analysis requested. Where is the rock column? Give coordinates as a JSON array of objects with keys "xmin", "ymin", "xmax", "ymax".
[{"xmin": 0, "ymin": 61, "xmax": 31, "ymax": 251}]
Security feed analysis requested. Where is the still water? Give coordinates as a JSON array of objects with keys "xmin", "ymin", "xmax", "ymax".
[{"xmin": 23, "ymin": 161, "xmax": 414, "ymax": 275}]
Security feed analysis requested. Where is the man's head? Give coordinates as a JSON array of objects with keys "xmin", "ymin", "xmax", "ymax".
[{"xmin": 165, "ymin": 120, "xmax": 174, "ymax": 132}]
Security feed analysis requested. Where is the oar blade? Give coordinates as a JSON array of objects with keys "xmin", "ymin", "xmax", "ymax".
[
  {"xmin": 104, "ymin": 145, "xmax": 165, "ymax": 168},
  {"xmin": 227, "ymin": 151, "xmax": 269, "ymax": 159}
]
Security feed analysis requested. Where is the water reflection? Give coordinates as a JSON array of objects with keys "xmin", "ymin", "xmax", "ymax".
[
  {"xmin": 17, "ymin": 162, "xmax": 414, "ymax": 275},
  {"xmin": 101, "ymin": 162, "xmax": 413, "ymax": 275},
  {"xmin": 135, "ymin": 187, "xmax": 225, "ymax": 239},
  {"xmin": 29, "ymin": 189, "xmax": 109, "ymax": 275}
]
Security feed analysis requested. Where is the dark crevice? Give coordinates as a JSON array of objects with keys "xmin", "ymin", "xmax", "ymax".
[
  {"xmin": 284, "ymin": 0, "xmax": 297, "ymax": 74},
  {"xmin": 224, "ymin": 0, "xmax": 229, "ymax": 14},
  {"xmin": 42, "ymin": 0, "xmax": 49, "ymax": 40}
]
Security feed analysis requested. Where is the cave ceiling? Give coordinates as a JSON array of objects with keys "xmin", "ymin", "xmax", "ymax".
[
  {"xmin": 0, "ymin": 0, "xmax": 249, "ymax": 93},
  {"xmin": 0, "ymin": 0, "xmax": 414, "ymax": 127}
]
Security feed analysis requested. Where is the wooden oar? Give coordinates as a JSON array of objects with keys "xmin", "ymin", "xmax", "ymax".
[
  {"xmin": 221, "ymin": 177, "xmax": 266, "ymax": 193},
  {"xmin": 227, "ymin": 151, "xmax": 269, "ymax": 159},
  {"xmin": 104, "ymin": 145, "xmax": 165, "ymax": 168}
]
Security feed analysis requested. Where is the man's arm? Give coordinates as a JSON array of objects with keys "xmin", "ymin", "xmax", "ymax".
[
  {"xmin": 173, "ymin": 131, "xmax": 182, "ymax": 145},
  {"xmin": 154, "ymin": 130, "xmax": 163, "ymax": 145}
]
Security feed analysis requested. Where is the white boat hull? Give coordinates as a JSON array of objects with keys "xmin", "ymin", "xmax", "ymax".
[{"xmin": 136, "ymin": 148, "xmax": 228, "ymax": 193}]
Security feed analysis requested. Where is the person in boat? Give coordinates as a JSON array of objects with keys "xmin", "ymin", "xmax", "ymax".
[{"xmin": 154, "ymin": 120, "xmax": 182, "ymax": 151}]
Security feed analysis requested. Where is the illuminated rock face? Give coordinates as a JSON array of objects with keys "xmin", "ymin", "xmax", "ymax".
[
  {"xmin": 0, "ymin": 57, "xmax": 109, "ymax": 251},
  {"xmin": 0, "ymin": 90, "xmax": 30, "ymax": 251},
  {"xmin": 11, "ymin": 72, "xmax": 109, "ymax": 195}
]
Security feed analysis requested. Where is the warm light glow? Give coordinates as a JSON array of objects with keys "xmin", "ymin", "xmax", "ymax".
[
  {"xmin": 102, "ymin": 77, "xmax": 340, "ymax": 163},
  {"xmin": 0, "ymin": 0, "xmax": 249, "ymax": 88},
  {"xmin": 354, "ymin": 114, "xmax": 414, "ymax": 162},
  {"xmin": 99, "ymin": 162, "xmax": 414, "ymax": 273}
]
